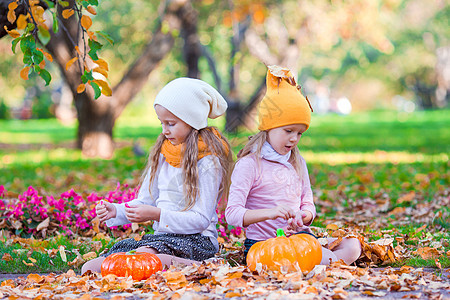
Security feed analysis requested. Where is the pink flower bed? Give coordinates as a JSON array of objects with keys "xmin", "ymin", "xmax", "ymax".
[{"xmin": 0, "ymin": 184, "xmax": 242, "ymax": 240}]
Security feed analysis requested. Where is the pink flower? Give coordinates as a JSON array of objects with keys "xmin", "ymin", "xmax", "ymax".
[{"xmin": 0, "ymin": 185, "xmax": 6, "ymax": 198}]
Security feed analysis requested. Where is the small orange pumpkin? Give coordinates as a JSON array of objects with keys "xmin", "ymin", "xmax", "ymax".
[
  {"xmin": 101, "ymin": 251, "xmax": 162, "ymax": 281},
  {"xmin": 247, "ymin": 229, "xmax": 322, "ymax": 273}
]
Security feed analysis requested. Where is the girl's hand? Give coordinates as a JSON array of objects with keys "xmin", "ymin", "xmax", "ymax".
[
  {"xmin": 287, "ymin": 211, "xmax": 309, "ymax": 232},
  {"xmin": 96, "ymin": 201, "xmax": 117, "ymax": 222},
  {"xmin": 125, "ymin": 204, "xmax": 161, "ymax": 223},
  {"xmin": 268, "ymin": 205, "xmax": 296, "ymax": 221}
]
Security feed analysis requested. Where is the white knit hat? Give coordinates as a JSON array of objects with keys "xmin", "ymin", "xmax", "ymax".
[{"xmin": 153, "ymin": 78, "xmax": 227, "ymax": 130}]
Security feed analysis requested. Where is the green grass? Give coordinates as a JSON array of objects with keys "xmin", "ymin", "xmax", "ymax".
[{"xmin": 0, "ymin": 235, "xmax": 113, "ymax": 273}]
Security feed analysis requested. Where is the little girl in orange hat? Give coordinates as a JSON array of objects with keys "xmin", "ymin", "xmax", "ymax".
[{"xmin": 225, "ymin": 65, "xmax": 361, "ymax": 265}]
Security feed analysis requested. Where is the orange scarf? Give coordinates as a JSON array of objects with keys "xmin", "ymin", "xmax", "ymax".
[{"xmin": 160, "ymin": 128, "xmax": 228, "ymax": 168}]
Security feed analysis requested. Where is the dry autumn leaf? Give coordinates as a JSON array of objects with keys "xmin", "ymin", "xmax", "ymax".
[
  {"xmin": 62, "ymin": 9, "xmax": 74, "ymax": 19},
  {"xmin": 65, "ymin": 56, "xmax": 78, "ymax": 70},
  {"xmin": 413, "ymin": 247, "xmax": 440, "ymax": 259},
  {"xmin": 7, "ymin": 1, "xmax": 18, "ymax": 23},
  {"xmin": 326, "ymin": 224, "xmax": 339, "ymax": 231},
  {"xmin": 86, "ymin": 5, "xmax": 97, "ymax": 15},
  {"xmin": 22, "ymin": 259, "xmax": 34, "ymax": 266},
  {"xmin": 4, "ymin": 26, "xmax": 20, "ymax": 38},
  {"xmin": 77, "ymin": 83, "xmax": 86, "ymax": 93},
  {"xmin": 2, "ymin": 253, "xmax": 13, "ymax": 261},
  {"xmin": 82, "ymin": 252, "xmax": 97, "ymax": 261},
  {"xmin": 59, "ymin": 245, "xmax": 67, "ymax": 262},
  {"xmin": 20, "ymin": 66, "xmax": 30, "ymax": 80},
  {"xmin": 36, "ymin": 217, "xmax": 49, "ymax": 231},
  {"xmin": 16, "ymin": 14, "xmax": 28, "ymax": 30},
  {"xmin": 95, "ymin": 58, "xmax": 109, "ymax": 71},
  {"xmin": 81, "ymin": 15, "xmax": 93, "ymax": 30},
  {"xmin": 93, "ymin": 67, "xmax": 108, "ymax": 78}
]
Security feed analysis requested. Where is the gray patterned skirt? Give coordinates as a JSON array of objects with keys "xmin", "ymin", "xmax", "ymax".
[{"xmin": 102, "ymin": 233, "xmax": 217, "ymax": 261}]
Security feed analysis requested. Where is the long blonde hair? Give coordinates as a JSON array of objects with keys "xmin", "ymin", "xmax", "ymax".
[
  {"xmin": 237, "ymin": 131, "xmax": 303, "ymax": 176},
  {"xmin": 141, "ymin": 126, "xmax": 232, "ymax": 211}
]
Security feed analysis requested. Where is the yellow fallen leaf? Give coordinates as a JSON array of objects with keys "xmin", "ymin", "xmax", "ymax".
[
  {"xmin": 27, "ymin": 274, "xmax": 43, "ymax": 283},
  {"xmin": 397, "ymin": 191, "xmax": 415, "ymax": 203},
  {"xmin": 435, "ymin": 258, "xmax": 442, "ymax": 269},
  {"xmin": 326, "ymin": 224, "xmax": 339, "ymax": 231},
  {"xmin": 59, "ymin": 245, "xmax": 67, "ymax": 262},
  {"xmin": 23, "ymin": 260, "xmax": 34, "ymax": 266},
  {"xmin": 47, "ymin": 248, "xmax": 58, "ymax": 258},
  {"xmin": 28, "ymin": 257, "xmax": 37, "ymax": 263},
  {"xmin": 413, "ymin": 247, "xmax": 440, "ymax": 260},
  {"xmin": 2, "ymin": 253, "xmax": 13, "ymax": 261},
  {"xmin": 82, "ymin": 252, "xmax": 97, "ymax": 261},
  {"xmin": 36, "ymin": 217, "xmax": 49, "ymax": 231}
]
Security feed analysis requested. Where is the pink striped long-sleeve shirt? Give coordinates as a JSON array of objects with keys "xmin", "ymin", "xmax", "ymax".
[{"xmin": 225, "ymin": 145, "xmax": 316, "ymax": 241}]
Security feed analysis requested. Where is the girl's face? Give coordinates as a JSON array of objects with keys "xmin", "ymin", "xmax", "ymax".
[
  {"xmin": 155, "ymin": 105, "xmax": 192, "ymax": 145},
  {"xmin": 266, "ymin": 124, "xmax": 307, "ymax": 155}
]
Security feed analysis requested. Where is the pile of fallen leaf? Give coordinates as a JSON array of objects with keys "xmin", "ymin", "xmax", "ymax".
[{"xmin": 1, "ymin": 260, "xmax": 449, "ymax": 299}]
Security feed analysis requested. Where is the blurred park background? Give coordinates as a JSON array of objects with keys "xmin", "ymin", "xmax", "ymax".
[{"xmin": 0, "ymin": 0, "xmax": 449, "ymax": 194}]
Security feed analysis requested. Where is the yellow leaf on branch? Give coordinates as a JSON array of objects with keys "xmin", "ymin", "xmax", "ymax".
[
  {"xmin": 95, "ymin": 58, "xmax": 109, "ymax": 71},
  {"xmin": 93, "ymin": 79, "xmax": 112, "ymax": 96},
  {"xmin": 43, "ymin": 51, "xmax": 53, "ymax": 62},
  {"xmin": 66, "ymin": 56, "xmax": 78, "ymax": 70},
  {"xmin": 93, "ymin": 67, "xmax": 108, "ymax": 78},
  {"xmin": 81, "ymin": 15, "xmax": 92, "ymax": 30},
  {"xmin": 16, "ymin": 14, "xmax": 28, "ymax": 30},
  {"xmin": 86, "ymin": 5, "xmax": 97, "ymax": 15},
  {"xmin": 20, "ymin": 66, "xmax": 30, "ymax": 80},
  {"xmin": 77, "ymin": 83, "xmax": 86, "ymax": 93},
  {"xmin": 62, "ymin": 9, "xmax": 74, "ymax": 19},
  {"xmin": 87, "ymin": 30, "xmax": 97, "ymax": 41},
  {"xmin": 4, "ymin": 26, "xmax": 20, "ymax": 38},
  {"xmin": 7, "ymin": 2, "xmax": 18, "ymax": 23},
  {"xmin": 31, "ymin": 5, "xmax": 45, "ymax": 24}
]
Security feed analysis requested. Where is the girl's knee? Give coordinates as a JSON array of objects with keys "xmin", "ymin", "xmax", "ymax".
[
  {"xmin": 320, "ymin": 246, "xmax": 337, "ymax": 265},
  {"xmin": 344, "ymin": 237, "xmax": 362, "ymax": 263},
  {"xmin": 81, "ymin": 256, "xmax": 105, "ymax": 275}
]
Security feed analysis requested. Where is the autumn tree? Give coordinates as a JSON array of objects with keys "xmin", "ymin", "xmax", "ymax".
[{"xmin": 1, "ymin": 0, "xmax": 198, "ymax": 158}]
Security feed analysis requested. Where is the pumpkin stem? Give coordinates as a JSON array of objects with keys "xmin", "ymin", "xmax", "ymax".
[
  {"xmin": 276, "ymin": 228, "xmax": 286, "ymax": 237},
  {"xmin": 126, "ymin": 250, "xmax": 136, "ymax": 255}
]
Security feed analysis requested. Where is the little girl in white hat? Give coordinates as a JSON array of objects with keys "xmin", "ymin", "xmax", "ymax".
[{"xmin": 82, "ymin": 78, "xmax": 232, "ymax": 273}]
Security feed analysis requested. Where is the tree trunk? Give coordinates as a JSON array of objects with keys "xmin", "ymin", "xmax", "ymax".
[{"xmin": 180, "ymin": 1, "xmax": 200, "ymax": 78}]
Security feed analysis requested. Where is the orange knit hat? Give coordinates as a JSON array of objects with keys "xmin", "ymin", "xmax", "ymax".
[{"xmin": 257, "ymin": 65, "xmax": 313, "ymax": 131}]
